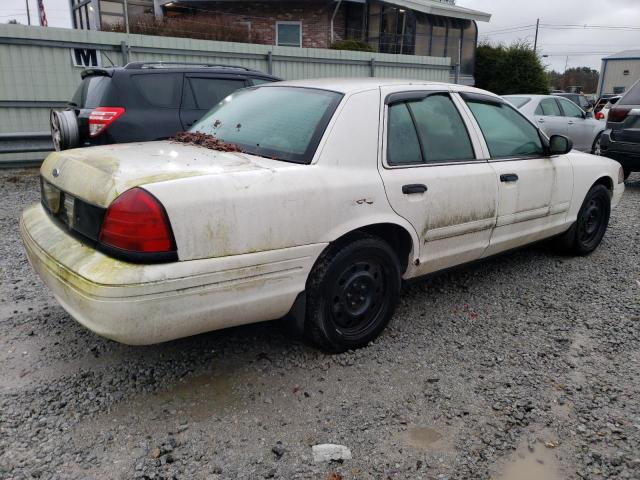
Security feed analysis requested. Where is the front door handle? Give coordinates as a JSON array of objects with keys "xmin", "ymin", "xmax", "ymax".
[
  {"xmin": 500, "ymin": 173, "xmax": 519, "ymax": 183},
  {"xmin": 402, "ymin": 184, "xmax": 428, "ymax": 194},
  {"xmin": 568, "ymin": 121, "xmax": 575, "ymax": 125}
]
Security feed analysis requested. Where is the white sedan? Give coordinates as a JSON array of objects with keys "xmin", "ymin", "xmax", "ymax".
[{"xmin": 21, "ymin": 79, "xmax": 625, "ymax": 352}]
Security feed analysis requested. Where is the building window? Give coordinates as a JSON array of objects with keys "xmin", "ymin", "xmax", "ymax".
[
  {"xmin": 623, "ymin": 70, "xmax": 630, "ymax": 76},
  {"xmin": 613, "ymin": 87, "xmax": 626, "ymax": 94},
  {"xmin": 276, "ymin": 21, "xmax": 302, "ymax": 47}
]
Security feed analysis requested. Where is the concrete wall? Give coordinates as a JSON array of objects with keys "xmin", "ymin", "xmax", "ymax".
[{"xmin": 0, "ymin": 24, "xmax": 451, "ymax": 165}]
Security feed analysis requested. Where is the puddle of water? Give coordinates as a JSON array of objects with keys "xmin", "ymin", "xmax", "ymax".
[
  {"xmin": 404, "ymin": 426, "xmax": 452, "ymax": 452},
  {"xmin": 494, "ymin": 443, "xmax": 561, "ymax": 480}
]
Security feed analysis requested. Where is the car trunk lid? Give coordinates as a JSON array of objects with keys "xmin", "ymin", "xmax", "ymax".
[{"xmin": 40, "ymin": 140, "xmax": 295, "ymax": 207}]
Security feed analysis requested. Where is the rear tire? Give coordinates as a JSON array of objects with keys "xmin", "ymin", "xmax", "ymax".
[
  {"xmin": 50, "ymin": 109, "xmax": 80, "ymax": 151},
  {"xmin": 304, "ymin": 234, "xmax": 401, "ymax": 353},
  {"xmin": 591, "ymin": 132, "xmax": 603, "ymax": 155},
  {"xmin": 556, "ymin": 184, "xmax": 611, "ymax": 256}
]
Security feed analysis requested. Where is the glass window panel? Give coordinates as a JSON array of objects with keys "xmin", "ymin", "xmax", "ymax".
[
  {"xmin": 415, "ymin": 13, "xmax": 431, "ymax": 56},
  {"xmin": 409, "ymin": 94, "xmax": 474, "ymax": 163},
  {"xmin": 538, "ymin": 98, "xmax": 562, "ymax": 116},
  {"xmin": 461, "ymin": 20, "xmax": 477, "ymax": 75},
  {"xmin": 558, "ymin": 98, "xmax": 583, "ymax": 118},
  {"xmin": 387, "ymin": 103, "xmax": 422, "ymax": 166},
  {"xmin": 466, "ymin": 100, "xmax": 544, "ymax": 158},
  {"xmin": 131, "ymin": 73, "xmax": 182, "ymax": 108},
  {"xmin": 185, "ymin": 78, "xmax": 247, "ymax": 110},
  {"xmin": 191, "ymin": 87, "xmax": 342, "ymax": 164},
  {"xmin": 277, "ymin": 23, "xmax": 301, "ymax": 47}
]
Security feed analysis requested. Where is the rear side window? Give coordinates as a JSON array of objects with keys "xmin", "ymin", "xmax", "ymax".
[
  {"xmin": 71, "ymin": 76, "xmax": 110, "ymax": 108},
  {"xmin": 387, "ymin": 104, "xmax": 422, "ymax": 165},
  {"xmin": 131, "ymin": 73, "xmax": 182, "ymax": 108},
  {"xmin": 620, "ymin": 80, "xmax": 640, "ymax": 105},
  {"xmin": 558, "ymin": 98, "xmax": 583, "ymax": 118},
  {"xmin": 182, "ymin": 78, "xmax": 247, "ymax": 110},
  {"xmin": 387, "ymin": 94, "xmax": 474, "ymax": 166},
  {"xmin": 466, "ymin": 100, "xmax": 543, "ymax": 158},
  {"xmin": 535, "ymin": 98, "xmax": 562, "ymax": 116}
]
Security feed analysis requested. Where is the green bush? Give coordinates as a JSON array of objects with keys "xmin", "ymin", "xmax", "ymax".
[
  {"xmin": 330, "ymin": 39, "xmax": 374, "ymax": 52},
  {"xmin": 475, "ymin": 41, "xmax": 549, "ymax": 95}
]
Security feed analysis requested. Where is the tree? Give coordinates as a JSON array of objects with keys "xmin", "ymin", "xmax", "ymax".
[
  {"xmin": 7, "ymin": 19, "xmax": 20, "ymax": 24},
  {"xmin": 547, "ymin": 67, "xmax": 599, "ymax": 93},
  {"xmin": 475, "ymin": 41, "xmax": 549, "ymax": 95}
]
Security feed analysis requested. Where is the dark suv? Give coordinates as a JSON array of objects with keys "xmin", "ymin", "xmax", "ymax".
[
  {"xmin": 599, "ymin": 79, "xmax": 640, "ymax": 180},
  {"xmin": 50, "ymin": 62, "xmax": 280, "ymax": 151}
]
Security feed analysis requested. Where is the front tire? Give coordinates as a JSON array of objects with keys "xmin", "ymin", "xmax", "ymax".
[
  {"xmin": 305, "ymin": 234, "xmax": 401, "ymax": 353},
  {"xmin": 591, "ymin": 132, "xmax": 603, "ymax": 155},
  {"xmin": 556, "ymin": 184, "xmax": 611, "ymax": 255}
]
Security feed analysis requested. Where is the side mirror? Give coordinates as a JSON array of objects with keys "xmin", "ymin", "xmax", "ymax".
[{"xmin": 549, "ymin": 135, "xmax": 573, "ymax": 155}]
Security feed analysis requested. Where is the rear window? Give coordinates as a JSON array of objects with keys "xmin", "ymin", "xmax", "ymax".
[
  {"xmin": 71, "ymin": 76, "xmax": 110, "ymax": 108},
  {"xmin": 190, "ymin": 86, "xmax": 343, "ymax": 164},
  {"xmin": 131, "ymin": 73, "xmax": 182, "ymax": 108},
  {"xmin": 182, "ymin": 77, "xmax": 247, "ymax": 110},
  {"xmin": 504, "ymin": 96, "xmax": 531, "ymax": 108},
  {"xmin": 619, "ymin": 80, "xmax": 640, "ymax": 105}
]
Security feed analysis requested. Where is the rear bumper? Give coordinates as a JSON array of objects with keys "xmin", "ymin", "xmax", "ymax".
[
  {"xmin": 600, "ymin": 130, "xmax": 640, "ymax": 171},
  {"xmin": 20, "ymin": 204, "xmax": 325, "ymax": 345}
]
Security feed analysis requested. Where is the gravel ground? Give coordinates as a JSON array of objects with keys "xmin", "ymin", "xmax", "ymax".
[{"xmin": 1, "ymin": 168, "xmax": 639, "ymax": 480}]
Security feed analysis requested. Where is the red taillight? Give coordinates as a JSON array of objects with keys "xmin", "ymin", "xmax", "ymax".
[
  {"xmin": 89, "ymin": 107, "xmax": 125, "ymax": 137},
  {"xmin": 99, "ymin": 188, "xmax": 175, "ymax": 253},
  {"xmin": 595, "ymin": 111, "xmax": 605, "ymax": 120},
  {"xmin": 608, "ymin": 107, "xmax": 630, "ymax": 123}
]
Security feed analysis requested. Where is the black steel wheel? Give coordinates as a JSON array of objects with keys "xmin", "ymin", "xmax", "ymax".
[
  {"xmin": 556, "ymin": 184, "xmax": 611, "ymax": 255},
  {"xmin": 305, "ymin": 233, "xmax": 401, "ymax": 353}
]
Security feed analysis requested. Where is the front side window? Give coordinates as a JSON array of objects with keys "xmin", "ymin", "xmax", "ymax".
[
  {"xmin": 466, "ymin": 99, "xmax": 543, "ymax": 158},
  {"xmin": 131, "ymin": 73, "xmax": 182, "ymax": 108},
  {"xmin": 276, "ymin": 22, "xmax": 301, "ymax": 47},
  {"xmin": 387, "ymin": 93, "xmax": 474, "ymax": 166},
  {"xmin": 558, "ymin": 98, "xmax": 584, "ymax": 118},
  {"xmin": 535, "ymin": 98, "xmax": 562, "ymax": 117},
  {"xmin": 190, "ymin": 86, "xmax": 342, "ymax": 164}
]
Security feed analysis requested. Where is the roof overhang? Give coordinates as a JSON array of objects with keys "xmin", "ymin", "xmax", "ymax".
[{"xmin": 378, "ymin": 0, "xmax": 490, "ymax": 22}]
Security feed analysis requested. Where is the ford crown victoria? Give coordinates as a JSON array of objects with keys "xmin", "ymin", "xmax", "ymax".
[{"xmin": 20, "ymin": 79, "xmax": 625, "ymax": 352}]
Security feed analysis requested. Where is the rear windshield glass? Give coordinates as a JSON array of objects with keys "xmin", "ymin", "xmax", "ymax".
[
  {"xmin": 190, "ymin": 86, "xmax": 343, "ymax": 164},
  {"xmin": 620, "ymin": 81, "xmax": 640, "ymax": 105},
  {"xmin": 504, "ymin": 96, "xmax": 531, "ymax": 108},
  {"xmin": 70, "ymin": 76, "xmax": 110, "ymax": 108}
]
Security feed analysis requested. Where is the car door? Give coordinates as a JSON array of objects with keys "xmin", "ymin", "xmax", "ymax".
[
  {"xmin": 179, "ymin": 75, "xmax": 249, "ymax": 130},
  {"xmin": 377, "ymin": 88, "xmax": 498, "ymax": 275},
  {"xmin": 533, "ymin": 97, "xmax": 569, "ymax": 138},
  {"xmin": 459, "ymin": 92, "xmax": 572, "ymax": 256},
  {"xmin": 557, "ymin": 97, "xmax": 593, "ymax": 151}
]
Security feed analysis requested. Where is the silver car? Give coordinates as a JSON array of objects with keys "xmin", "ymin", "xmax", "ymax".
[{"xmin": 504, "ymin": 95, "xmax": 605, "ymax": 154}]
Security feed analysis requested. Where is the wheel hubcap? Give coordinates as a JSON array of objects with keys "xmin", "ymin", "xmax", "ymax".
[{"xmin": 330, "ymin": 261, "xmax": 384, "ymax": 333}]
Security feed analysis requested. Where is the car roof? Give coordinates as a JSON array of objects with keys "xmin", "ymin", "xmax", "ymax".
[
  {"xmin": 258, "ymin": 77, "xmax": 501, "ymax": 97},
  {"xmin": 82, "ymin": 63, "xmax": 279, "ymax": 79}
]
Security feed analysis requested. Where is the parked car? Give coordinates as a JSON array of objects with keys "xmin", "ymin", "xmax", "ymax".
[
  {"xmin": 553, "ymin": 92, "xmax": 593, "ymax": 111},
  {"xmin": 50, "ymin": 62, "xmax": 280, "ymax": 151},
  {"xmin": 504, "ymin": 94, "xmax": 604, "ymax": 153},
  {"xmin": 593, "ymin": 95, "xmax": 622, "ymax": 121},
  {"xmin": 599, "ymin": 78, "xmax": 640, "ymax": 180},
  {"xmin": 22, "ymin": 79, "xmax": 625, "ymax": 353}
]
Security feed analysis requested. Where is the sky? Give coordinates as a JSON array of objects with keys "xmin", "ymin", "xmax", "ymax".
[{"xmin": 2, "ymin": 0, "xmax": 640, "ymax": 72}]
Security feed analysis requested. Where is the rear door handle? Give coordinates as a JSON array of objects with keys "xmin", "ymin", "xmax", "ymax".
[
  {"xmin": 537, "ymin": 118, "xmax": 545, "ymax": 123},
  {"xmin": 402, "ymin": 184, "xmax": 428, "ymax": 194},
  {"xmin": 568, "ymin": 121, "xmax": 575, "ymax": 125},
  {"xmin": 500, "ymin": 173, "xmax": 519, "ymax": 183}
]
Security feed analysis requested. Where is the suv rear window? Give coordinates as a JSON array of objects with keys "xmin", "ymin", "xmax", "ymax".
[
  {"xmin": 182, "ymin": 77, "xmax": 247, "ymax": 110},
  {"xmin": 71, "ymin": 76, "xmax": 110, "ymax": 108},
  {"xmin": 131, "ymin": 73, "xmax": 182, "ymax": 108},
  {"xmin": 619, "ymin": 80, "xmax": 640, "ymax": 105}
]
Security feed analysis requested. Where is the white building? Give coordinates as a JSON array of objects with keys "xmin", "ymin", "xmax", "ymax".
[{"xmin": 597, "ymin": 50, "xmax": 640, "ymax": 97}]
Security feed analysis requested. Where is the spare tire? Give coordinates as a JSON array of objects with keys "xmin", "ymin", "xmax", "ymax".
[{"xmin": 50, "ymin": 109, "xmax": 80, "ymax": 151}]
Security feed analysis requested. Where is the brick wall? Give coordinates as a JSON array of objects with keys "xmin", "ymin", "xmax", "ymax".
[{"xmin": 175, "ymin": 1, "xmax": 349, "ymax": 48}]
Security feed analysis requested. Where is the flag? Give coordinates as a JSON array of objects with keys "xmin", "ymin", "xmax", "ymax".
[{"xmin": 37, "ymin": 0, "xmax": 48, "ymax": 27}]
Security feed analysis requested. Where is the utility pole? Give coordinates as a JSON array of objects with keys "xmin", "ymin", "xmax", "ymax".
[
  {"xmin": 533, "ymin": 18, "xmax": 539, "ymax": 53},
  {"xmin": 123, "ymin": 0, "xmax": 130, "ymax": 34},
  {"xmin": 25, "ymin": 0, "xmax": 31, "ymax": 26}
]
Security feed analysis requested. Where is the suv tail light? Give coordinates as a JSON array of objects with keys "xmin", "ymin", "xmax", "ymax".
[
  {"xmin": 89, "ymin": 107, "xmax": 125, "ymax": 137},
  {"xmin": 594, "ymin": 111, "xmax": 605, "ymax": 120},
  {"xmin": 608, "ymin": 107, "xmax": 630, "ymax": 123},
  {"xmin": 99, "ymin": 188, "xmax": 175, "ymax": 254}
]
